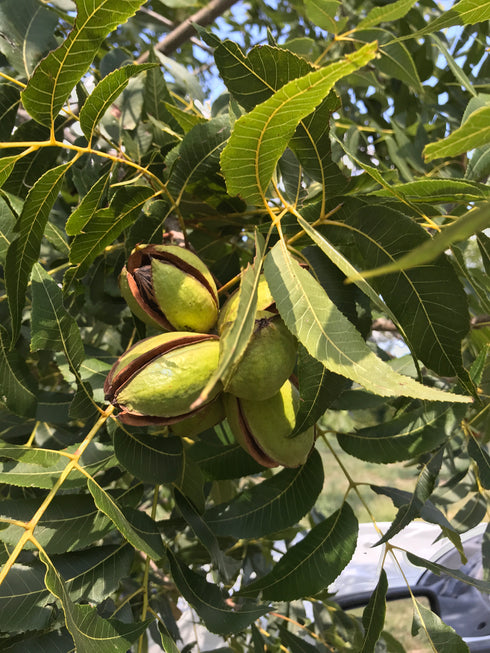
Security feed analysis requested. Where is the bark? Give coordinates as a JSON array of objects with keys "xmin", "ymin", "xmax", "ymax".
[{"xmin": 136, "ymin": 0, "xmax": 240, "ymax": 63}]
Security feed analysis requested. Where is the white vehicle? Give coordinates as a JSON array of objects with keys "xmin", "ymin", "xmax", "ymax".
[{"xmin": 331, "ymin": 521, "xmax": 490, "ymax": 651}]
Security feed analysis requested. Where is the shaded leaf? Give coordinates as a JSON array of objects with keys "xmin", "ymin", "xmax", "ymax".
[
  {"xmin": 87, "ymin": 478, "xmax": 166, "ymax": 560},
  {"xmin": 188, "ymin": 438, "xmax": 264, "ymax": 480},
  {"xmin": 113, "ymin": 428, "xmax": 183, "ymax": 484},
  {"xmin": 221, "ymin": 42, "xmax": 377, "ymax": 205},
  {"xmin": 205, "ymin": 449, "xmax": 324, "ymax": 538},
  {"xmin": 79, "ymin": 64, "xmax": 156, "ymax": 142},
  {"xmin": 167, "ymin": 549, "xmax": 269, "ymax": 635},
  {"xmin": 468, "ymin": 437, "xmax": 490, "ymax": 490},
  {"xmin": 0, "ymin": 494, "xmax": 113, "ymax": 553},
  {"xmin": 65, "ymin": 171, "xmax": 111, "ymax": 236},
  {"xmin": 279, "ymin": 625, "xmax": 319, "ymax": 652},
  {"xmin": 69, "ymin": 185, "xmax": 154, "ymax": 274},
  {"xmin": 39, "ymin": 549, "xmax": 150, "ymax": 653},
  {"xmin": 360, "ymin": 569, "xmax": 388, "ymax": 653},
  {"xmin": 0, "ymin": 326, "xmax": 37, "ymax": 418},
  {"xmin": 21, "ymin": 0, "xmax": 146, "ymax": 126},
  {"xmin": 174, "ymin": 487, "xmax": 235, "ymax": 580},
  {"xmin": 337, "ymin": 405, "xmax": 456, "ymax": 463},
  {"xmin": 349, "ymin": 203, "xmax": 490, "ymax": 281},
  {"xmin": 407, "ymin": 552, "xmax": 490, "ymax": 594},
  {"xmin": 0, "ymin": 0, "xmax": 58, "ymax": 77},
  {"xmin": 31, "ymin": 263, "xmax": 85, "ymax": 373},
  {"xmin": 347, "ymin": 204, "xmax": 470, "ymax": 377},
  {"xmin": 240, "ymin": 502, "xmax": 358, "ymax": 601},
  {"xmin": 376, "ymin": 449, "xmax": 443, "ymax": 544},
  {"xmin": 5, "ymin": 162, "xmax": 70, "ymax": 343},
  {"xmin": 264, "ymin": 240, "xmax": 470, "ymax": 402},
  {"xmin": 0, "ymin": 562, "xmax": 52, "ymax": 633}
]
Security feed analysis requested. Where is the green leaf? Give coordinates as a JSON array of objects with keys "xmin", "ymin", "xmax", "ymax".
[
  {"xmin": 0, "ymin": 0, "xmax": 58, "ymax": 77},
  {"xmin": 39, "ymin": 549, "xmax": 150, "ymax": 653},
  {"xmin": 21, "ymin": 0, "xmax": 146, "ymax": 126},
  {"xmin": 337, "ymin": 405, "xmax": 456, "ymax": 463},
  {"xmin": 143, "ymin": 50, "xmax": 182, "ymax": 132},
  {"xmin": 297, "ymin": 216, "xmax": 399, "ymax": 326},
  {"xmin": 279, "ymin": 626, "xmax": 319, "ymax": 653},
  {"xmin": 221, "ymin": 42, "xmax": 377, "ymax": 205},
  {"xmin": 79, "ymin": 64, "xmax": 156, "ymax": 142},
  {"xmin": 194, "ymin": 233, "xmax": 264, "ymax": 408},
  {"xmin": 371, "ymin": 178, "xmax": 490, "ymax": 203},
  {"xmin": 417, "ymin": 0, "xmax": 490, "ymax": 35},
  {"xmin": 0, "ymin": 494, "xmax": 113, "ymax": 553},
  {"xmin": 292, "ymin": 344, "xmax": 347, "ymax": 437},
  {"xmin": 30, "ymin": 262, "xmax": 85, "ymax": 372},
  {"xmin": 411, "ymin": 601, "xmax": 469, "ymax": 653},
  {"xmin": 408, "ymin": 552, "xmax": 490, "ymax": 595},
  {"xmin": 167, "ymin": 549, "xmax": 269, "ymax": 635},
  {"xmin": 174, "ymin": 487, "xmax": 235, "ymax": 580},
  {"xmin": 5, "ymin": 162, "xmax": 70, "ymax": 343},
  {"xmin": 240, "ymin": 502, "xmax": 358, "ymax": 601},
  {"xmin": 469, "ymin": 437, "xmax": 490, "ymax": 490},
  {"xmin": 188, "ymin": 437, "xmax": 265, "ymax": 480},
  {"xmin": 68, "ymin": 185, "xmax": 154, "ymax": 273},
  {"xmin": 214, "ymin": 41, "xmax": 312, "ymax": 112},
  {"xmin": 0, "ymin": 326, "xmax": 37, "ymax": 418},
  {"xmin": 360, "ymin": 569, "xmax": 388, "ymax": 653},
  {"xmin": 424, "ymin": 106, "xmax": 490, "ymax": 162},
  {"xmin": 0, "ymin": 562, "xmax": 53, "ymax": 633},
  {"xmin": 65, "ymin": 172, "xmax": 111, "ymax": 236},
  {"xmin": 349, "ymin": 203, "xmax": 490, "ymax": 280},
  {"xmin": 205, "ymin": 449, "xmax": 324, "ymax": 538},
  {"xmin": 376, "ymin": 449, "xmax": 443, "ymax": 544},
  {"xmin": 87, "ymin": 478, "xmax": 166, "ymax": 560},
  {"xmin": 0, "ymin": 155, "xmax": 24, "ymax": 188},
  {"xmin": 430, "ymin": 34, "xmax": 477, "ymax": 98},
  {"xmin": 113, "ymin": 428, "xmax": 183, "ymax": 484},
  {"xmin": 304, "ymin": 0, "xmax": 341, "ymax": 33},
  {"xmin": 357, "ymin": 0, "xmax": 417, "ymax": 30},
  {"xmin": 166, "ymin": 115, "xmax": 231, "ymax": 203},
  {"xmin": 347, "ymin": 204, "xmax": 470, "ymax": 377},
  {"xmin": 158, "ymin": 621, "xmax": 181, "ymax": 653},
  {"xmin": 0, "ymin": 83, "xmax": 21, "ymax": 141},
  {"xmin": 0, "ymin": 443, "xmax": 115, "ymax": 491},
  {"xmin": 264, "ymin": 240, "xmax": 471, "ymax": 402}
]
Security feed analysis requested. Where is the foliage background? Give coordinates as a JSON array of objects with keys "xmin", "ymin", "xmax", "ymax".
[{"xmin": 0, "ymin": 0, "xmax": 489, "ymax": 651}]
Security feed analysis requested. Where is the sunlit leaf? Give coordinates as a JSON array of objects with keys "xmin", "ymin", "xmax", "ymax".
[
  {"xmin": 264, "ymin": 240, "xmax": 471, "ymax": 402},
  {"xmin": 304, "ymin": 0, "xmax": 341, "ymax": 33},
  {"xmin": 357, "ymin": 0, "xmax": 417, "ymax": 30},
  {"xmin": 21, "ymin": 0, "xmax": 146, "ymax": 126},
  {"xmin": 412, "ymin": 601, "xmax": 469, "ymax": 653},
  {"xmin": 221, "ymin": 42, "xmax": 377, "ymax": 205},
  {"xmin": 418, "ymin": 0, "xmax": 490, "ymax": 35},
  {"xmin": 424, "ymin": 106, "xmax": 490, "ymax": 162}
]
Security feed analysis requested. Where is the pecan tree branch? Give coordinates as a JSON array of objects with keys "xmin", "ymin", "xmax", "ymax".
[{"xmin": 136, "ymin": 0, "xmax": 240, "ymax": 63}]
